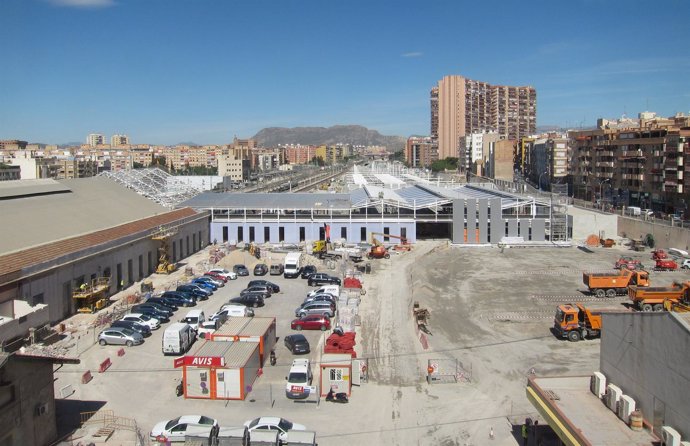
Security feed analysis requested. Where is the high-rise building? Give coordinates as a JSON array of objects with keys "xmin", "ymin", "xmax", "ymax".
[
  {"xmin": 111, "ymin": 134, "xmax": 129, "ymax": 146},
  {"xmin": 405, "ymin": 136, "xmax": 437, "ymax": 168},
  {"xmin": 86, "ymin": 133, "xmax": 105, "ymax": 147},
  {"xmin": 432, "ymin": 75, "xmax": 536, "ymax": 162}
]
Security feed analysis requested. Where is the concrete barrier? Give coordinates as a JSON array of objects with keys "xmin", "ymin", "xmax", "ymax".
[
  {"xmin": 98, "ymin": 358, "xmax": 112, "ymax": 373},
  {"xmin": 81, "ymin": 370, "xmax": 93, "ymax": 384},
  {"xmin": 117, "ymin": 348, "xmax": 125, "ymax": 357}
]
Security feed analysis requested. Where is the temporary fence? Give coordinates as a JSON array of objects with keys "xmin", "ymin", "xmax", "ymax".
[{"xmin": 427, "ymin": 358, "xmax": 472, "ymax": 384}]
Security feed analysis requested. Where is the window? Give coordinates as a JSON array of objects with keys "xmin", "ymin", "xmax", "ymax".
[
  {"xmin": 401, "ymin": 227, "xmax": 407, "ymax": 239},
  {"xmin": 383, "ymin": 227, "xmax": 390, "ymax": 241},
  {"xmin": 360, "ymin": 227, "xmax": 366, "ymax": 242},
  {"xmin": 341, "ymin": 227, "xmax": 347, "ymax": 239},
  {"xmin": 264, "ymin": 227, "xmax": 270, "ymax": 242},
  {"xmin": 32, "ymin": 293, "xmax": 44, "ymax": 305},
  {"xmin": 329, "ymin": 368, "xmax": 343, "ymax": 381},
  {"xmin": 279, "ymin": 227, "xmax": 285, "ymax": 242},
  {"xmin": 193, "ymin": 233, "xmax": 197, "ymax": 251},
  {"xmin": 249, "ymin": 226, "xmax": 255, "ymax": 242},
  {"xmin": 299, "ymin": 227, "xmax": 306, "ymax": 242},
  {"xmin": 238, "ymin": 227, "xmax": 244, "ymax": 242},
  {"xmin": 138, "ymin": 255, "xmax": 144, "ymax": 280}
]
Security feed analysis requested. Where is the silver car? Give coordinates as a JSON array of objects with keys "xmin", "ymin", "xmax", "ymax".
[
  {"xmin": 98, "ymin": 327, "xmax": 144, "ymax": 347},
  {"xmin": 294, "ymin": 301, "xmax": 335, "ymax": 318}
]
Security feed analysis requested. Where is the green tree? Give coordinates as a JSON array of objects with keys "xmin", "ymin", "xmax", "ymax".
[{"xmin": 430, "ymin": 157, "xmax": 459, "ymax": 172}]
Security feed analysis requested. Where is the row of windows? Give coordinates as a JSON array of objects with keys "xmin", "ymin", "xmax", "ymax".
[{"xmin": 221, "ymin": 226, "xmax": 407, "ymax": 243}]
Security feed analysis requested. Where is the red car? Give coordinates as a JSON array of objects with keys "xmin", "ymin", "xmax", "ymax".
[
  {"xmin": 291, "ymin": 315, "xmax": 331, "ymax": 331},
  {"xmin": 204, "ymin": 271, "xmax": 228, "ymax": 282}
]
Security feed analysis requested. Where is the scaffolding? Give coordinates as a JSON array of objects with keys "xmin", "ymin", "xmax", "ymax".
[
  {"xmin": 73, "ymin": 277, "xmax": 111, "ymax": 313},
  {"xmin": 152, "ymin": 225, "xmax": 178, "ymax": 274},
  {"xmin": 98, "ymin": 168, "xmax": 202, "ymax": 208}
]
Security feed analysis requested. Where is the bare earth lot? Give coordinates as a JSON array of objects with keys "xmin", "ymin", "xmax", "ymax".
[{"xmin": 53, "ymin": 242, "xmax": 689, "ymax": 445}]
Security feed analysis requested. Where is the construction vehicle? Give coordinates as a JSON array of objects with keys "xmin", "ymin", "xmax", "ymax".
[
  {"xmin": 312, "ymin": 240, "xmax": 363, "ymax": 262},
  {"xmin": 651, "ymin": 249, "xmax": 668, "ymax": 260},
  {"xmin": 413, "ymin": 301, "xmax": 430, "ymax": 333},
  {"xmin": 654, "ymin": 259, "xmax": 678, "ymax": 271},
  {"xmin": 371, "ymin": 232, "xmax": 411, "ymax": 251},
  {"xmin": 582, "ymin": 268, "xmax": 650, "ymax": 298},
  {"xmin": 553, "ymin": 303, "xmax": 602, "ymax": 342},
  {"xmin": 614, "ymin": 256, "xmax": 644, "ymax": 270},
  {"xmin": 628, "ymin": 281, "xmax": 690, "ymax": 312},
  {"xmin": 73, "ymin": 277, "xmax": 111, "ymax": 313},
  {"xmin": 152, "ymin": 225, "xmax": 178, "ymax": 274}
]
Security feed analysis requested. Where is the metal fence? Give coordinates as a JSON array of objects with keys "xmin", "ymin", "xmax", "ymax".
[{"xmin": 427, "ymin": 358, "xmax": 472, "ymax": 384}]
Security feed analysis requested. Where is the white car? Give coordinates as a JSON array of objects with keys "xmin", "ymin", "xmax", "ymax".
[
  {"xmin": 244, "ymin": 417, "xmax": 306, "ymax": 443},
  {"xmin": 208, "ymin": 268, "xmax": 238, "ymax": 280},
  {"xmin": 681, "ymin": 259, "xmax": 690, "ymax": 269},
  {"xmin": 150, "ymin": 415, "xmax": 218, "ymax": 442},
  {"xmin": 121, "ymin": 313, "xmax": 160, "ymax": 330},
  {"xmin": 210, "ymin": 304, "xmax": 254, "ymax": 322}
]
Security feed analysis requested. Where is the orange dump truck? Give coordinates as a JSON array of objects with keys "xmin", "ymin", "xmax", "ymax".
[
  {"xmin": 628, "ymin": 281, "xmax": 690, "ymax": 312},
  {"xmin": 582, "ymin": 269, "xmax": 650, "ymax": 298},
  {"xmin": 553, "ymin": 303, "xmax": 603, "ymax": 342}
]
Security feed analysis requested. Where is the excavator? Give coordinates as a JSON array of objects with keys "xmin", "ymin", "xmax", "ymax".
[{"xmin": 368, "ymin": 232, "xmax": 410, "ymax": 259}]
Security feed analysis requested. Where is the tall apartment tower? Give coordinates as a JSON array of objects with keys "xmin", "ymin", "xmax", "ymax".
[
  {"xmin": 86, "ymin": 133, "xmax": 105, "ymax": 147},
  {"xmin": 432, "ymin": 75, "xmax": 536, "ymax": 161},
  {"xmin": 111, "ymin": 134, "xmax": 130, "ymax": 146}
]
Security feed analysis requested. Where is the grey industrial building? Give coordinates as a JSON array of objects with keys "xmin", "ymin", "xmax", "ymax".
[
  {"xmin": 0, "ymin": 178, "xmax": 209, "ymax": 335},
  {"xmin": 179, "ymin": 174, "xmax": 570, "ymax": 246}
]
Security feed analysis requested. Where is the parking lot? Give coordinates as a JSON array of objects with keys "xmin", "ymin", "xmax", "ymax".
[{"xmin": 53, "ymin": 241, "xmax": 690, "ymax": 445}]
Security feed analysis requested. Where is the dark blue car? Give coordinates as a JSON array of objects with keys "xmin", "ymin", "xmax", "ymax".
[
  {"xmin": 177, "ymin": 284, "xmax": 211, "ymax": 300},
  {"xmin": 160, "ymin": 291, "xmax": 196, "ymax": 307}
]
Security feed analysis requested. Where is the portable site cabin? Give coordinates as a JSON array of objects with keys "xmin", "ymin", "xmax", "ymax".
[
  {"xmin": 174, "ymin": 340, "xmax": 260, "ymax": 400},
  {"xmin": 210, "ymin": 317, "xmax": 277, "ymax": 366},
  {"xmin": 319, "ymin": 353, "xmax": 353, "ymax": 396}
]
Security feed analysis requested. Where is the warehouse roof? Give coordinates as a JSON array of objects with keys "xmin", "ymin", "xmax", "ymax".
[
  {"xmin": 0, "ymin": 177, "xmax": 168, "ymax": 255},
  {"xmin": 179, "ymin": 192, "xmax": 352, "ymax": 210},
  {"xmin": 526, "ymin": 376, "xmax": 656, "ymax": 445},
  {"xmin": 0, "ymin": 207, "xmax": 200, "ymax": 284}
]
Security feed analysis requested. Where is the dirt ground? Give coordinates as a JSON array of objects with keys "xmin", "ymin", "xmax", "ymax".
[{"xmin": 51, "ymin": 241, "xmax": 690, "ymax": 445}]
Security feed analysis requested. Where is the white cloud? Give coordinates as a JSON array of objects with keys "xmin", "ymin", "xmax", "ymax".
[
  {"xmin": 401, "ymin": 52, "xmax": 423, "ymax": 58},
  {"xmin": 48, "ymin": 0, "xmax": 116, "ymax": 8}
]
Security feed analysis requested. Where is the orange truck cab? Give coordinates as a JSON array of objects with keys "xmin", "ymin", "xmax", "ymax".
[
  {"xmin": 554, "ymin": 303, "xmax": 603, "ymax": 342},
  {"xmin": 582, "ymin": 269, "xmax": 650, "ymax": 297}
]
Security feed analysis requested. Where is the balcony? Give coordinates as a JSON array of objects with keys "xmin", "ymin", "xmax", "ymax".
[
  {"xmin": 621, "ymin": 174, "xmax": 644, "ymax": 181},
  {"xmin": 595, "ymin": 162, "xmax": 615, "ymax": 168}
]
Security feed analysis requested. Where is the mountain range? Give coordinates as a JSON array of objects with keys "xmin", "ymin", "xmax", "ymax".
[{"xmin": 252, "ymin": 125, "xmax": 406, "ymax": 150}]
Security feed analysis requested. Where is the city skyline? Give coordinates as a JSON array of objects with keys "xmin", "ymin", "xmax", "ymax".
[{"xmin": 1, "ymin": 0, "xmax": 688, "ymax": 145}]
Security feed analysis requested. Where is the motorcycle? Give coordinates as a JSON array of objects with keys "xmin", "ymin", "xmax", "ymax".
[
  {"xmin": 269, "ymin": 349, "xmax": 276, "ymax": 366},
  {"xmin": 325, "ymin": 388, "xmax": 348, "ymax": 403}
]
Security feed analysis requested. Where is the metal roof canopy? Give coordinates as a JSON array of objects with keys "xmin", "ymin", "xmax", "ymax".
[
  {"xmin": 99, "ymin": 168, "xmax": 202, "ymax": 208},
  {"xmin": 179, "ymin": 192, "xmax": 353, "ymax": 210}
]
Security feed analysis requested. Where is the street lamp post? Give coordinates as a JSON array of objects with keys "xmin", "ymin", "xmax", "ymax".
[{"xmin": 599, "ymin": 178, "xmax": 611, "ymax": 210}]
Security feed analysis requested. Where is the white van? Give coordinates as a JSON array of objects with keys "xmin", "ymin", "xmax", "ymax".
[
  {"xmin": 162, "ymin": 322, "xmax": 196, "ymax": 355},
  {"xmin": 285, "ymin": 358, "xmax": 313, "ymax": 399},
  {"xmin": 284, "ymin": 252, "xmax": 303, "ymax": 278},
  {"xmin": 626, "ymin": 206, "xmax": 642, "ymax": 216},
  {"xmin": 181, "ymin": 309, "xmax": 205, "ymax": 331},
  {"xmin": 307, "ymin": 285, "xmax": 340, "ymax": 298}
]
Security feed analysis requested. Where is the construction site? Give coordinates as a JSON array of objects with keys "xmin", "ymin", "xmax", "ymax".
[{"xmin": 0, "ymin": 164, "xmax": 689, "ymax": 445}]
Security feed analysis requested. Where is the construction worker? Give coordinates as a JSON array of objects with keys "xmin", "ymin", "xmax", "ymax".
[
  {"xmin": 119, "ymin": 279, "xmax": 124, "ymax": 290},
  {"xmin": 79, "ymin": 283, "xmax": 86, "ymax": 292},
  {"xmin": 522, "ymin": 419, "xmax": 531, "ymax": 445}
]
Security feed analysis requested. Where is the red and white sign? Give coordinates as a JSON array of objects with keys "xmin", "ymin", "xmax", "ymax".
[
  {"xmin": 290, "ymin": 385, "xmax": 304, "ymax": 393},
  {"xmin": 174, "ymin": 356, "xmax": 225, "ymax": 368}
]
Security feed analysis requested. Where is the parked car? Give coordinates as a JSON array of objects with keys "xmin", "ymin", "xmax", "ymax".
[
  {"xmin": 203, "ymin": 271, "xmax": 228, "ymax": 283},
  {"xmin": 300, "ymin": 265, "xmax": 317, "ymax": 279},
  {"xmin": 303, "ymin": 293, "xmax": 338, "ymax": 306},
  {"xmin": 307, "ymin": 273, "xmax": 341, "ymax": 286},
  {"xmin": 243, "ymin": 417, "xmax": 306, "ymax": 443},
  {"xmin": 150, "ymin": 415, "xmax": 218, "ymax": 443},
  {"xmin": 240, "ymin": 285, "xmax": 272, "ymax": 299},
  {"xmin": 682, "ymin": 259, "xmax": 690, "ymax": 269},
  {"xmin": 110, "ymin": 320, "xmax": 151, "ymax": 337},
  {"xmin": 196, "ymin": 276, "xmax": 223, "ymax": 288},
  {"xmin": 146, "ymin": 297, "xmax": 179, "ymax": 311},
  {"xmin": 160, "ymin": 291, "xmax": 196, "ymax": 308},
  {"xmin": 121, "ymin": 313, "xmax": 160, "ymax": 330},
  {"xmin": 269, "ymin": 264, "xmax": 284, "ymax": 275},
  {"xmin": 291, "ymin": 314, "xmax": 331, "ymax": 331},
  {"xmin": 284, "ymin": 334, "xmax": 310, "ymax": 354},
  {"xmin": 295, "ymin": 301, "xmax": 336, "ymax": 318},
  {"xmin": 233, "ymin": 264, "xmax": 250, "ymax": 276},
  {"xmin": 253, "ymin": 263, "xmax": 269, "ymax": 276},
  {"xmin": 248, "ymin": 280, "xmax": 280, "ymax": 293},
  {"xmin": 98, "ymin": 327, "xmax": 144, "ymax": 346},
  {"xmin": 229, "ymin": 294, "xmax": 265, "ymax": 308},
  {"xmin": 208, "ymin": 268, "xmax": 237, "ymax": 280},
  {"xmin": 190, "ymin": 278, "xmax": 217, "ymax": 292},
  {"xmin": 176, "ymin": 285, "xmax": 210, "ymax": 300},
  {"xmin": 131, "ymin": 304, "xmax": 172, "ymax": 323},
  {"xmin": 210, "ymin": 304, "xmax": 254, "ymax": 322}
]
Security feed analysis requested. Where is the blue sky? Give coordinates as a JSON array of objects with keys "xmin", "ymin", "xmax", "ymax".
[{"xmin": 1, "ymin": 0, "xmax": 688, "ymax": 145}]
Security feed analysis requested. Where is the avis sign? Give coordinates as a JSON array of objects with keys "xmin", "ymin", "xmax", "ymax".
[{"xmin": 174, "ymin": 356, "xmax": 225, "ymax": 368}]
